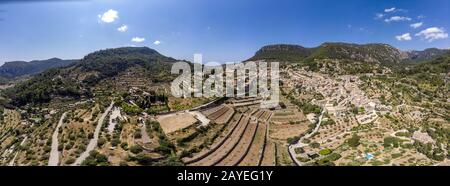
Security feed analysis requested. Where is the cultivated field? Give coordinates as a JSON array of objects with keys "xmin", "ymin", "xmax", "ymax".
[{"xmin": 157, "ymin": 113, "xmax": 198, "ymax": 134}]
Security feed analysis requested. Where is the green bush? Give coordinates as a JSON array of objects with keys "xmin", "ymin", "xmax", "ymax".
[
  {"xmin": 130, "ymin": 145, "xmax": 143, "ymax": 154},
  {"xmin": 326, "ymin": 153, "xmax": 342, "ymax": 161},
  {"xmin": 294, "ymin": 147, "xmax": 305, "ymax": 154},
  {"xmin": 347, "ymin": 134, "xmax": 360, "ymax": 147},
  {"xmin": 97, "ymin": 138, "xmax": 107, "ymax": 147},
  {"xmin": 111, "ymin": 138, "xmax": 121, "ymax": 147},
  {"xmin": 43, "ymin": 146, "xmax": 51, "ymax": 153},
  {"xmin": 81, "ymin": 150, "xmax": 110, "ymax": 166},
  {"xmin": 383, "ymin": 137, "xmax": 400, "ymax": 148},
  {"xmin": 319, "ymin": 148, "xmax": 332, "ymax": 155},
  {"xmin": 134, "ymin": 152, "xmax": 153, "ymax": 165},
  {"xmin": 120, "ymin": 142, "xmax": 128, "ymax": 149},
  {"xmin": 134, "ymin": 130, "xmax": 142, "ymax": 139},
  {"xmin": 310, "ymin": 142, "xmax": 320, "ymax": 148},
  {"xmin": 65, "ymin": 158, "xmax": 75, "ymax": 165},
  {"xmin": 287, "ymin": 136, "xmax": 300, "ymax": 145},
  {"xmin": 296, "ymin": 156, "xmax": 310, "ymax": 162}
]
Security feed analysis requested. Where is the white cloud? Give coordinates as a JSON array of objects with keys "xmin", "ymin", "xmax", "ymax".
[
  {"xmin": 410, "ymin": 22, "xmax": 423, "ymax": 29},
  {"xmin": 153, "ymin": 40, "xmax": 161, "ymax": 45},
  {"xmin": 375, "ymin": 13, "xmax": 384, "ymax": 19},
  {"xmin": 385, "ymin": 7, "xmax": 396, "ymax": 13},
  {"xmin": 395, "ymin": 33, "xmax": 412, "ymax": 41},
  {"xmin": 131, "ymin": 37, "xmax": 145, "ymax": 43},
  {"xmin": 415, "ymin": 27, "xmax": 448, "ymax": 42},
  {"xmin": 98, "ymin": 9, "xmax": 119, "ymax": 23},
  {"xmin": 117, "ymin": 25, "xmax": 128, "ymax": 32},
  {"xmin": 384, "ymin": 16, "xmax": 412, "ymax": 22}
]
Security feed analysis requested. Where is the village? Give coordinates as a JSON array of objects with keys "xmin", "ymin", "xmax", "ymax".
[{"xmin": 282, "ymin": 65, "xmax": 448, "ymax": 166}]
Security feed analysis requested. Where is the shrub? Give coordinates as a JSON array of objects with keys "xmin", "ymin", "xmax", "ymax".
[
  {"xmin": 296, "ymin": 156, "xmax": 310, "ymax": 162},
  {"xmin": 294, "ymin": 147, "xmax": 305, "ymax": 154},
  {"xmin": 326, "ymin": 153, "xmax": 342, "ymax": 161},
  {"xmin": 120, "ymin": 142, "xmax": 128, "ymax": 149},
  {"xmin": 81, "ymin": 150, "xmax": 110, "ymax": 166},
  {"xmin": 316, "ymin": 158, "xmax": 335, "ymax": 166},
  {"xmin": 97, "ymin": 138, "xmax": 107, "ymax": 147},
  {"xmin": 43, "ymin": 146, "xmax": 51, "ymax": 153},
  {"xmin": 319, "ymin": 148, "xmax": 332, "ymax": 155},
  {"xmin": 135, "ymin": 152, "xmax": 153, "ymax": 165},
  {"xmin": 65, "ymin": 158, "xmax": 75, "ymax": 165},
  {"xmin": 96, "ymin": 154, "xmax": 108, "ymax": 164},
  {"xmin": 391, "ymin": 153, "xmax": 402, "ymax": 159},
  {"xmin": 287, "ymin": 136, "xmax": 300, "ymax": 145},
  {"xmin": 58, "ymin": 144, "xmax": 64, "ymax": 151},
  {"xmin": 130, "ymin": 145, "xmax": 143, "ymax": 154},
  {"xmin": 310, "ymin": 142, "xmax": 320, "ymax": 148},
  {"xmin": 155, "ymin": 138, "xmax": 175, "ymax": 156},
  {"xmin": 383, "ymin": 137, "xmax": 400, "ymax": 148},
  {"xmin": 111, "ymin": 138, "xmax": 121, "ymax": 147},
  {"xmin": 78, "ymin": 144, "xmax": 87, "ymax": 150},
  {"xmin": 134, "ymin": 131, "xmax": 142, "ymax": 139},
  {"xmin": 347, "ymin": 134, "xmax": 360, "ymax": 148},
  {"xmin": 119, "ymin": 161, "xmax": 128, "ymax": 166}
]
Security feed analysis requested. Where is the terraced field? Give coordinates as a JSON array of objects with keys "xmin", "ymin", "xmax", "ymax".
[
  {"xmin": 230, "ymin": 97, "xmax": 261, "ymax": 103},
  {"xmin": 182, "ymin": 113, "xmax": 243, "ymax": 164},
  {"xmin": 190, "ymin": 115, "xmax": 250, "ymax": 166},
  {"xmin": 259, "ymin": 110, "xmax": 272, "ymax": 121},
  {"xmin": 205, "ymin": 105, "xmax": 230, "ymax": 120},
  {"xmin": 260, "ymin": 140, "xmax": 276, "ymax": 166},
  {"xmin": 184, "ymin": 98, "xmax": 275, "ymax": 166},
  {"xmin": 214, "ymin": 107, "xmax": 234, "ymax": 124},
  {"xmin": 202, "ymin": 105, "xmax": 225, "ymax": 116},
  {"xmin": 244, "ymin": 108, "xmax": 257, "ymax": 115},
  {"xmin": 233, "ymin": 102, "xmax": 261, "ymax": 107},
  {"xmin": 239, "ymin": 122, "xmax": 267, "ymax": 166},
  {"xmin": 216, "ymin": 118, "xmax": 258, "ymax": 166}
]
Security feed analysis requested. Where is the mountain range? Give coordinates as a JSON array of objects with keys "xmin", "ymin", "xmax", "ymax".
[
  {"xmin": 5, "ymin": 47, "xmax": 177, "ymax": 106},
  {"xmin": 2, "ymin": 43, "xmax": 449, "ymax": 107},
  {"xmin": 2, "ymin": 42, "xmax": 447, "ymax": 81},
  {"xmin": 0, "ymin": 58, "xmax": 76, "ymax": 79},
  {"xmin": 248, "ymin": 42, "xmax": 450, "ymax": 64}
]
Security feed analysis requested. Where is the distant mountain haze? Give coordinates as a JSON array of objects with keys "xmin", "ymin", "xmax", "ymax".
[
  {"xmin": 405, "ymin": 48, "xmax": 450, "ymax": 63},
  {"xmin": 0, "ymin": 58, "xmax": 77, "ymax": 79}
]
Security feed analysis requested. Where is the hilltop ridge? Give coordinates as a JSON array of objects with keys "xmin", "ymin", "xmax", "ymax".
[{"xmin": 248, "ymin": 42, "xmax": 449, "ymax": 64}]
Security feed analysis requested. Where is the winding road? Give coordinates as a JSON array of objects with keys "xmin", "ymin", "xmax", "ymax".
[
  {"xmin": 289, "ymin": 107, "xmax": 326, "ymax": 166},
  {"xmin": 48, "ymin": 112, "xmax": 67, "ymax": 166},
  {"xmin": 72, "ymin": 101, "xmax": 114, "ymax": 166}
]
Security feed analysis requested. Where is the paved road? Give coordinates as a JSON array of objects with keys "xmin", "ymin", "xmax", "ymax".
[
  {"xmin": 390, "ymin": 130, "xmax": 414, "ymax": 143},
  {"xmin": 48, "ymin": 112, "xmax": 67, "ymax": 166},
  {"xmin": 9, "ymin": 136, "xmax": 28, "ymax": 166},
  {"xmin": 140, "ymin": 122, "xmax": 151, "ymax": 144},
  {"xmin": 72, "ymin": 102, "xmax": 114, "ymax": 166},
  {"xmin": 289, "ymin": 108, "xmax": 326, "ymax": 166},
  {"xmin": 107, "ymin": 107, "xmax": 122, "ymax": 134}
]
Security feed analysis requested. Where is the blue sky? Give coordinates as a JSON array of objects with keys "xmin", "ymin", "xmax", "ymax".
[{"xmin": 0, "ymin": 0, "xmax": 449, "ymax": 64}]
